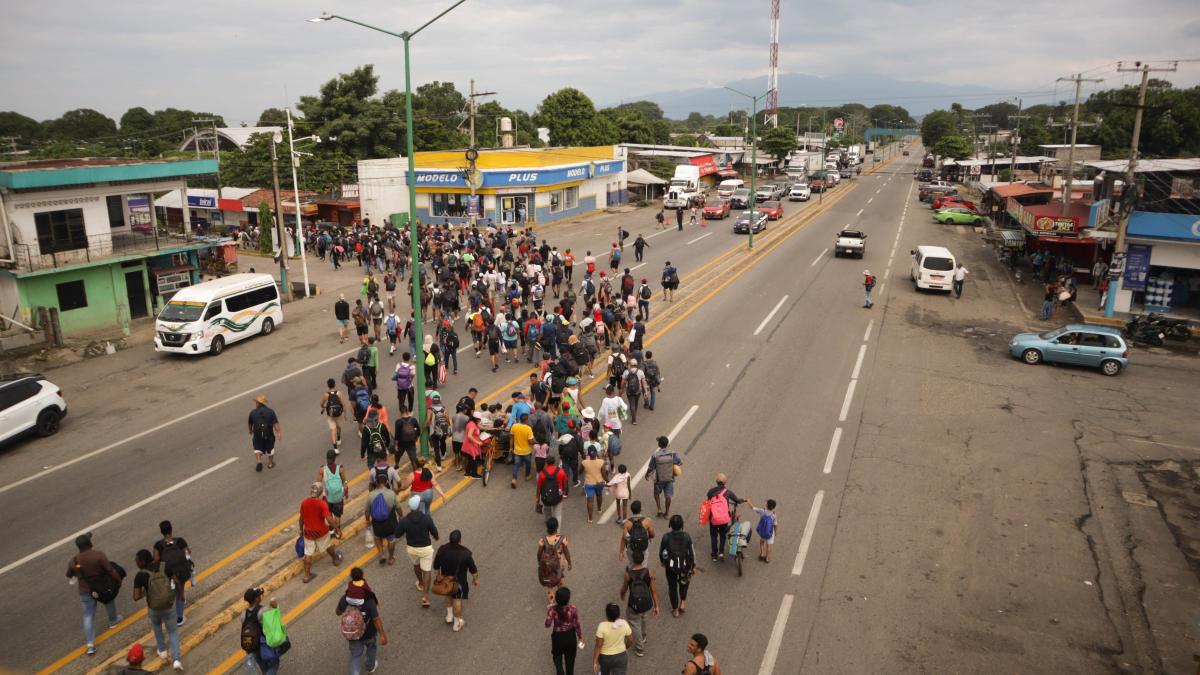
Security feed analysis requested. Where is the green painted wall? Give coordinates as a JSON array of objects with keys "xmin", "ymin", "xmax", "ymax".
[{"xmin": 16, "ymin": 262, "xmax": 147, "ymax": 336}]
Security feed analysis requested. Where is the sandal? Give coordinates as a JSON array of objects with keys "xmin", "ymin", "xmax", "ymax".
[{"xmin": 302, "ymin": 573, "xmax": 317, "ymax": 584}]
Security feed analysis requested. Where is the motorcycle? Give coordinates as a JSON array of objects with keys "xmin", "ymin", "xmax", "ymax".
[
  {"xmin": 1124, "ymin": 320, "xmax": 1165, "ymax": 347},
  {"xmin": 1128, "ymin": 313, "xmax": 1191, "ymax": 341}
]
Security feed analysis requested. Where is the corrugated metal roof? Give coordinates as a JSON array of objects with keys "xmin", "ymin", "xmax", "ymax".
[{"xmin": 1085, "ymin": 158, "xmax": 1200, "ymax": 173}]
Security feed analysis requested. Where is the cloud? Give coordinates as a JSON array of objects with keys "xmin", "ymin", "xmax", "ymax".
[{"xmin": 0, "ymin": 0, "xmax": 1196, "ymax": 124}]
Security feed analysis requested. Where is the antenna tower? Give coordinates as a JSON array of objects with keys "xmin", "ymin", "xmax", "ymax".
[{"xmin": 765, "ymin": 0, "xmax": 780, "ymax": 127}]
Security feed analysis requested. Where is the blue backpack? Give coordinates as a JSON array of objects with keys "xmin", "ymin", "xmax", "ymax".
[
  {"xmin": 370, "ymin": 492, "xmax": 391, "ymax": 522},
  {"xmin": 756, "ymin": 512, "xmax": 776, "ymax": 540},
  {"xmin": 353, "ymin": 387, "xmax": 371, "ymax": 414},
  {"xmin": 526, "ymin": 321, "xmax": 541, "ymax": 342}
]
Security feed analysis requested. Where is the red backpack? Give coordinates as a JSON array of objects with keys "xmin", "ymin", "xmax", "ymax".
[{"xmin": 699, "ymin": 489, "xmax": 731, "ymax": 526}]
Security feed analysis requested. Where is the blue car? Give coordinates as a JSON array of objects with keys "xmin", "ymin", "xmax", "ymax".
[{"xmin": 1008, "ymin": 324, "xmax": 1129, "ymax": 376}]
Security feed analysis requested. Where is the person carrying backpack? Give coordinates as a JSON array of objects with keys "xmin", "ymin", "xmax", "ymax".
[
  {"xmin": 647, "ymin": 435, "xmax": 682, "ymax": 519},
  {"xmin": 537, "ymin": 517, "xmax": 573, "ymax": 604},
  {"xmin": 300, "ymin": 482, "xmax": 343, "ymax": 584},
  {"xmin": 132, "ymin": 549, "xmax": 182, "ymax": 670},
  {"xmin": 658, "ymin": 515, "xmax": 696, "ymax": 618},
  {"xmin": 622, "ymin": 360, "xmax": 647, "ymax": 425},
  {"xmin": 240, "ymin": 588, "xmax": 285, "ymax": 674},
  {"xmin": 321, "ymin": 378, "xmax": 345, "ymax": 450},
  {"xmin": 317, "ymin": 449, "xmax": 350, "ymax": 538},
  {"xmin": 67, "ymin": 533, "xmax": 123, "ymax": 656},
  {"xmin": 336, "ymin": 567, "xmax": 388, "ymax": 673},
  {"xmin": 248, "ymin": 395, "xmax": 281, "ymax": 472},
  {"xmin": 366, "ymin": 474, "xmax": 400, "ymax": 565},
  {"xmin": 642, "ymin": 350, "xmax": 662, "ymax": 411},
  {"xmin": 661, "ymin": 261, "xmax": 679, "ymax": 302},
  {"xmin": 699, "ymin": 473, "xmax": 744, "ymax": 563},
  {"xmin": 536, "ymin": 456, "xmax": 569, "ymax": 526},
  {"xmin": 393, "ymin": 353, "xmax": 416, "ymax": 413},
  {"xmin": 393, "ymin": 405, "xmax": 420, "ymax": 470},
  {"xmin": 636, "ymin": 279, "xmax": 652, "ymax": 321},
  {"xmin": 862, "ymin": 269, "xmax": 876, "ymax": 309},
  {"xmin": 749, "ymin": 498, "xmax": 779, "ymax": 563},
  {"xmin": 153, "ymin": 520, "xmax": 193, "ymax": 627},
  {"xmin": 619, "ymin": 550, "xmax": 660, "ymax": 657},
  {"xmin": 618, "ymin": 500, "xmax": 656, "ymax": 564},
  {"xmin": 349, "ymin": 378, "xmax": 372, "ymax": 432}
]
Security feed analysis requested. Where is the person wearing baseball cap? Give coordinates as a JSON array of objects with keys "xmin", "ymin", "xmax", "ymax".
[
  {"xmin": 863, "ymin": 270, "xmax": 876, "ymax": 309},
  {"xmin": 397, "ymin": 494, "xmax": 440, "ymax": 608},
  {"xmin": 248, "ymin": 395, "xmax": 281, "ymax": 472}
]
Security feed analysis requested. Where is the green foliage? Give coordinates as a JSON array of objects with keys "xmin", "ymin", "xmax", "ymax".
[
  {"xmin": 220, "ymin": 132, "xmax": 355, "ymax": 192},
  {"xmin": 46, "ymin": 108, "xmax": 117, "ymax": 141},
  {"xmin": 611, "ymin": 101, "xmax": 665, "ymax": 121},
  {"xmin": 257, "ymin": 202, "xmax": 274, "ymax": 254},
  {"xmin": 1017, "ymin": 121, "xmax": 1052, "ymax": 155},
  {"xmin": 534, "ymin": 88, "xmax": 618, "ymax": 146},
  {"xmin": 713, "ymin": 123, "xmax": 742, "ymax": 138},
  {"xmin": 921, "ymin": 110, "xmax": 957, "ymax": 148},
  {"xmin": 119, "ymin": 107, "xmax": 155, "ymax": 134},
  {"xmin": 932, "ymin": 135, "xmax": 973, "ymax": 160},
  {"xmin": 672, "ymin": 133, "xmax": 703, "ymax": 147},
  {"xmin": 256, "ymin": 108, "xmax": 288, "ymax": 127},
  {"xmin": 646, "ymin": 158, "xmax": 678, "ymax": 181},
  {"xmin": 867, "ymin": 104, "xmax": 916, "ymax": 127},
  {"xmin": 599, "ymin": 106, "xmax": 670, "ymax": 145},
  {"xmin": 759, "ymin": 127, "xmax": 798, "ymax": 161},
  {"xmin": 1081, "ymin": 80, "xmax": 1200, "ymax": 159},
  {"xmin": 0, "ymin": 111, "xmax": 40, "ymax": 145},
  {"xmin": 299, "ymin": 65, "xmax": 402, "ymax": 159}
]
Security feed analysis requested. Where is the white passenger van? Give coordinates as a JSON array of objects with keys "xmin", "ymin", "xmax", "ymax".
[
  {"xmin": 717, "ymin": 179, "xmax": 745, "ymax": 198},
  {"xmin": 154, "ymin": 274, "xmax": 283, "ymax": 355},
  {"xmin": 909, "ymin": 245, "xmax": 957, "ymax": 292}
]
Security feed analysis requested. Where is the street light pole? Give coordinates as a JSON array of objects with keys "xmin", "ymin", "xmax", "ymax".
[
  {"xmin": 725, "ymin": 85, "xmax": 773, "ymax": 250},
  {"xmin": 268, "ymin": 135, "xmax": 292, "ymax": 301},
  {"xmin": 310, "ymin": 1, "xmax": 466, "ymax": 459},
  {"xmin": 285, "ymin": 108, "xmax": 312, "ymax": 298}
]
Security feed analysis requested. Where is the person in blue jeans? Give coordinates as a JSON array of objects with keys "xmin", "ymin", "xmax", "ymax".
[
  {"xmin": 337, "ymin": 568, "xmax": 389, "ymax": 675},
  {"xmin": 132, "ymin": 549, "xmax": 182, "ymax": 669},
  {"xmin": 1041, "ymin": 283, "xmax": 1056, "ymax": 320},
  {"xmin": 66, "ymin": 533, "xmax": 122, "ymax": 655}
]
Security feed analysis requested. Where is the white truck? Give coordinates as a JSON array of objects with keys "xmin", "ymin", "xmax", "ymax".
[
  {"xmin": 663, "ymin": 165, "xmax": 703, "ymax": 208},
  {"xmin": 834, "ymin": 228, "xmax": 866, "ymax": 258},
  {"xmin": 786, "ymin": 151, "xmax": 823, "ymax": 177},
  {"xmin": 846, "ymin": 144, "xmax": 863, "ymax": 165}
]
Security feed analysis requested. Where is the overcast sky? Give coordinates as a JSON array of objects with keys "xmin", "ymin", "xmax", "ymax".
[{"xmin": 2, "ymin": 0, "xmax": 1198, "ymax": 123}]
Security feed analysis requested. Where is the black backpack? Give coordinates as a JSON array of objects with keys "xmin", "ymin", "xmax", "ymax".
[
  {"xmin": 627, "ymin": 516, "xmax": 649, "ymax": 554},
  {"xmin": 610, "ymin": 355, "xmax": 627, "ymax": 379},
  {"xmin": 644, "ymin": 361, "xmax": 661, "ymax": 387},
  {"xmin": 356, "ymin": 345, "xmax": 371, "ymax": 365},
  {"xmin": 241, "ymin": 608, "xmax": 263, "ymax": 653},
  {"xmin": 640, "ymin": 285, "xmax": 651, "ymax": 300},
  {"xmin": 662, "ymin": 532, "xmax": 693, "ymax": 574},
  {"xmin": 539, "ymin": 469, "xmax": 564, "ymax": 505},
  {"xmin": 159, "ymin": 537, "xmax": 188, "ymax": 579},
  {"xmin": 627, "ymin": 567, "xmax": 653, "ymax": 614},
  {"xmin": 326, "ymin": 390, "xmax": 344, "ymax": 417},
  {"xmin": 624, "ymin": 370, "xmax": 641, "ymax": 397}
]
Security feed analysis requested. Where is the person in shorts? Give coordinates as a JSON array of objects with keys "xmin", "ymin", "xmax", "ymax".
[
  {"xmin": 648, "ymin": 436, "xmax": 682, "ymax": 519},
  {"xmin": 299, "ymin": 482, "xmax": 342, "ymax": 583},
  {"xmin": 248, "ymin": 395, "xmax": 280, "ymax": 472},
  {"xmin": 433, "ymin": 530, "xmax": 478, "ymax": 632},
  {"xmin": 581, "ymin": 447, "xmax": 608, "ymax": 523},
  {"xmin": 397, "ymin": 495, "xmax": 440, "ymax": 607}
]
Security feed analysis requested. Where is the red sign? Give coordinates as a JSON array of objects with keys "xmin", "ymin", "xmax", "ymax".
[
  {"xmin": 688, "ymin": 155, "xmax": 719, "ymax": 177},
  {"xmin": 1032, "ymin": 215, "xmax": 1078, "ymax": 234}
]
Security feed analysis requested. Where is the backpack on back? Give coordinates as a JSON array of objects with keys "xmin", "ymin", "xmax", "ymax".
[
  {"xmin": 640, "ymin": 286, "xmax": 651, "ymax": 300},
  {"xmin": 146, "ymin": 562, "xmax": 175, "ymax": 611},
  {"xmin": 609, "ymin": 355, "xmax": 627, "ymax": 379},
  {"xmin": 353, "ymin": 388, "xmax": 371, "ymax": 414},
  {"xmin": 158, "ymin": 537, "xmax": 188, "ymax": 579},
  {"xmin": 397, "ymin": 417, "xmax": 418, "ymax": 443},
  {"xmin": 644, "ymin": 361, "xmax": 661, "ymax": 387},
  {"xmin": 340, "ymin": 604, "xmax": 366, "ymax": 641},
  {"xmin": 537, "ymin": 536, "xmax": 564, "ymax": 586},
  {"xmin": 627, "ymin": 567, "xmax": 653, "ymax": 614},
  {"xmin": 653, "ymin": 452, "xmax": 676, "ymax": 482},
  {"xmin": 662, "ymin": 532, "xmax": 693, "ymax": 574},
  {"xmin": 370, "ymin": 492, "xmax": 391, "ymax": 522},
  {"xmin": 472, "ymin": 313, "xmax": 485, "ymax": 332},
  {"xmin": 432, "ymin": 408, "xmax": 450, "ymax": 436},
  {"xmin": 539, "ymin": 469, "xmax": 563, "ymax": 506},
  {"xmin": 241, "ymin": 609, "xmax": 263, "ymax": 653},
  {"xmin": 356, "ymin": 345, "xmax": 371, "ymax": 364},
  {"xmin": 323, "ymin": 465, "xmax": 345, "ymax": 503},
  {"xmin": 366, "ymin": 424, "xmax": 386, "ymax": 458},
  {"xmin": 626, "ymin": 516, "xmax": 649, "ymax": 554},
  {"xmin": 708, "ymin": 489, "xmax": 731, "ymax": 526},
  {"xmin": 756, "ymin": 512, "xmax": 776, "ymax": 540},
  {"xmin": 394, "ymin": 363, "xmax": 414, "ymax": 390},
  {"xmin": 624, "ymin": 370, "xmax": 641, "ymax": 397},
  {"xmin": 326, "ymin": 390, "xmax": 345, "ymax": 417}
]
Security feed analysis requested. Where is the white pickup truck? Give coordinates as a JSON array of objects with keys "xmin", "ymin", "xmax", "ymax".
[{"xmin": 834, "ymin": 228, "xmax": 866, "ymax": 258}]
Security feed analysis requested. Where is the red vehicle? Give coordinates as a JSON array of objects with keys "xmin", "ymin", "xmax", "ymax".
[
  {"xmin": 703, "ymin": 198, "xmax": 732, "ymax": 219},
  {"xmin": 759, "ymin": 200, "xmax": 784, "ymax": 220},
  {"xmin": 809, "ymin": 178, "xmax": 826, "ymax": 193},
  {"xmin": 932, "ymin": 197, "xmax": 979, "ymax": 212}
]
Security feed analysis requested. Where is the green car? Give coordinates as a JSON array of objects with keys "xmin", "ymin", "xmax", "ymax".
[{"xmin": 934, "ymin": 207, "xmax": 983, "ymax": 225}]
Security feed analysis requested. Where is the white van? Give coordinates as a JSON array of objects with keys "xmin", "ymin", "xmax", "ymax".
[
  {"xmin": 909, "ymin": 245, "xmax": 957, "ymax": 292},
  {"xmin": 717, "ymin": 179, "xmax": 745, "ymax": 198},
  {"xmin": 154, "ymin": 274, "xmax": 283, "ymax": 355}
]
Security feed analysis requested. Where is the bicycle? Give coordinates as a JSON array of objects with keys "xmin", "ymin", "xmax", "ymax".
[{"xmin": 725, "ymin": 506, "xmax": 753, "ymax": 577}]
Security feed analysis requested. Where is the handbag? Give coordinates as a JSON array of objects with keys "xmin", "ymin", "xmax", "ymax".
[
  {"xmin": 431, "ymin": 574, "xmax": 459, "ymax": 596},
  {"xmin": 672, "ymin": 464, "xmax": 682, "ymax": 477}
]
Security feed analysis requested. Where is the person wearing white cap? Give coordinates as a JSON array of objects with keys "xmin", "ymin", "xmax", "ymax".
[
  {"xmin": 396, "ymin": 495, "xmax": 440, "ymax": 608},
  {"xmin": 862, "ymin": 270, "xmax": 876, "ymax": 309}
]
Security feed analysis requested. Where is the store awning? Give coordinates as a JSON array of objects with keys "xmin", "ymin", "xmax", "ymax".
[
  {"xmin": 999, "ymin": 230, "xmax": 1026, "ymax": 247},
  {"xmin": 626, "ymin": 168, "xmax": 666, "ymax": 185}
]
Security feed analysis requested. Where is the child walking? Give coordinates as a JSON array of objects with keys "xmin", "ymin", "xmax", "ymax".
[
  {"xmin": 607, "ymin": 464, "xmax": 632, "ymax": 523},
  {"xmin": 751, "ymin": 499, "xmax": 779, "ymax": 562}
]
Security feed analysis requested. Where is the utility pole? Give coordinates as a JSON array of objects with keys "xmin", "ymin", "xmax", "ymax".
[
  {"xmin": 1007, "ymin": 99, "xmax": 1029, "ymax": 185},
  {"xmin": 1055, "ymin": 73, "xmax": 1103, "ymax": 215},
  {"xmin": 269, "ymin": 136, "xmax": 292, "ymax": 301},
  {"xmin": 285, "ymin": 108, "xmax": 312, "ymax": 298},
  {"xmin": 466, "ymin": 79, "xmax": 496, "ymax": 226},
  {"xmin": 1105, "ymin": 60, "xmax": 1179, "ymax": 317},
  {"xmin": 194, "ymin": 118, "xmax": 222, "ymax": 200}
]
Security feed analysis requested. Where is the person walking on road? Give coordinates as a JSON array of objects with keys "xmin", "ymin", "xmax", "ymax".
[
  {"xmin": 248, "ymin": 395, "xmax": 280, "ymax": 472},
  {"xmin": 68, "ymin": 532, "xmax": 123, "ymax": 655},
  {"xmin": 862, "ymin": 270, "xmax": 876, "ymax": 309},
  {"xmin": 153, "ymin": 520, "xmax": 193, "ymax": 627},
  {"xmin": 682, "ymin": 633, "xmax": 722, "ymax": 675},
  {"xmin": 361, "ymin": 337, "xmax": 380, "ymax": 391},
  {"xmin": 336, "ymin": 567, "xmax": 388, "ymax": 675},
  {"xmin": 132, "ymin": 549, "xmax": 182, "ymax": 670},
  {"xmin": 619, "ymin": 550, "xmax": 660, "ymax": 658},
  {"xmin": 618, "ymin": 500, "xmax": 655, "ymax": 563},
  {"xmin": 622, "ymin": 360, "xmax": 647, "ymax": 426},
  {"xmin": 321, "ymin": 379, "xmax": 346, "ymax": 450},
  {"xmin": 537, "ymin": 517, "xmax": 573, "ymax": 603},
  {"xmin": 1041, "ymin": 282, "xmax": 1056, "ymax": 321},
  {"xmin": 366, "ymin": 475, "xmax": 399, "ymax": 565},
  {"xmin": 952, "ymin": 263, "xmax": 969, "ymax": 299},
  {"xmin": 537, "ymin": 455, "xmax": 569, "ymax": 526},
  {"xmin": 648, "ymin": 436, "xmax": 682, "ymax": 518},
  {"xmin": 642, "ymin": 351, "xmax": 662, "ymax": 411},
  {"xmin": 397, "ymin": 495, "xmax": 440, "ymax": 608},
  {"xmin": 433, "ymin": 529, "xmax": 479, "ymax": 632},
  {"xmin": 335, "ymin": 294, "xmax": 351, "ymax": 343},
  {"xmin": 581, "ymin": 447, "xmax": 609, "ymax": 523},
  {"xmin": 675, "ymin": 206, "xmax": 684, "ymax": 231},
  {"xmin": 662, "ymin": 261, "xmax": 679, "ymax": 302},
  {"xmin": 393, "ymin": 353, "xmax": 416, "ymax": 413},
  {"xmin": 319, "ymin": 449, "xmax": 350, "ymax": 538},
  {"xmin": 701, "ymin": 473, "xmax": 743, "ymax": 562},
  {"xmin": 636, "ymin": 279, "xmax": 652, "ymax": 321},
  {"xmin": 593, "ymin": 602, "xmax": 633, "ymax": 675},
  {"xmin": 300, "ymin": 482, "xmax": 343, "ymax": 583},
  {"xmin": 240, "ymin": 588, "xmax": 281, "ymax": 674},
  {"xmin": 659, "ymin": 514, "xmax": 696, "ymax": 617},
  {"xmin": 393, "ymin": 406, "xmax": 420, "ymax": 470},
  {"xmin": 546, "ymin": 586, "xmax": 584, "ymax": 675},
  {"xmin": 633, "ymin": 233, "xmax": 649, "ymax": 262}
]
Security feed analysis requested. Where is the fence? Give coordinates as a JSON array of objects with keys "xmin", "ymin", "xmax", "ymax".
[{"xmin": 10, "ymin": 230, "xmax": 171, "ymax": 272}]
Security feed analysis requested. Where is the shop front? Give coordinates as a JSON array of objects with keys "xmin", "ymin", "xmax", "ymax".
[
  {"xmin": 1116, "ymin": 211, "xmax": 1200, "ymax": 316},
  {"xmin": 1010, "ymin": 201, "xmax": 1100, "ymax": 280}
]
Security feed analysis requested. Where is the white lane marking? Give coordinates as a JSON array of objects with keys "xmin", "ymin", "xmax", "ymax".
[
  {"xmin": 687, "ymin": 232, "xmax": 713, "ymax": 245},
  {"xmin": 850, "ymin": 344, "xmax": 867, "ymax": 380},
  {"xmin": 863, "ymin": 320, "xmax": 874, "ymax": 342},
  {"xmin": 823, "ymin": 428, "xmax": 842, "ymax": 474},
  {"xmin": 597, "ymin": 405, "xmax": 699, "ymax": 524},
  {"xmin": 810, "ymin": 248, "xmax": 828, "ymax": 267},
  {"xmin": 753, "ymin": 295, "xmax": 790, "ymax": 336},
  {"xmin": 884, "ymin": 268, "xmax": 891, "ymax": 280},
  {"xmin": 838, "ymin": 379, "xmax": 858, "ymax": 422},
  {"xmin": 867, "ymin": 197, "xmax": 874, "ymax": 205},
  {"xmin": 757, "ymin": 594, "xmax": 796, "ymax": 675},
  {"xmin": 0, "ymin": 345, "xmax": 360, "ymax": 496},
  {"xmin": 0, "ymin": 457, "xmax": 239, "ymax": 577},
  {"xmin": 792, "ymin": 490, "xmax": 825, "ymax": 576},
  {"xmin": 856, "ymin": 208, "xmax": 864, "ymax": 217},
  {"xmin": 645, "ymin": 228, "xmax": 674, "ymax": 240},
  {"xmin": 878, "ymin": 281, "xmax": 886, "ymax": 295},
  {"xmin": 630, "ymin": 262, "xmax": 646, "ymax": 272}
]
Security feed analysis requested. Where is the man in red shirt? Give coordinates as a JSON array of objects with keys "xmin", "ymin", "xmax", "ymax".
[
  {"xmin": 299, "ymin": 482, "xmax": 343, "ymax": 583},
  {"xmin": 536, "ymin": 456, "xmax": 569, "ymax": 526}
]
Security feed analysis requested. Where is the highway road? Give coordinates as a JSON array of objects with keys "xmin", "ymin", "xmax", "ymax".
[{"xmin": 7, "ymin": 146, "xmax": 1198, "ymax": 674}]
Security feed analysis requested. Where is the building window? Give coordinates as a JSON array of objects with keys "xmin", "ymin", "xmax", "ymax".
[
  {"xmin": 106, "ymin": 195, "xmax": 126, "ymax": 229},
  {"xmin": 430, "ymin": 193, "xmax": 470, "ymax": 217},
  {"xmin": 35, "ymin": 208, "xmax": 87, "ymax": 253},
  {"xmin": 549, "ymin": 186, "xmax": 580, "ymax": 214},
  {"xmin": 56, "ymin": 280, "xmax": 88, "ymax": 311}
]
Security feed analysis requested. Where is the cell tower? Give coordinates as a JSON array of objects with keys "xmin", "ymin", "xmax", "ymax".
[{"xmin": 765, "ymin": 0, "xmax": 780, "ymax": 127}]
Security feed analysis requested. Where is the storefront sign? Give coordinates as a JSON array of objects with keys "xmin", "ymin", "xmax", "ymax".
[
  {"xmin": 688, "ymin": 155, "xmax": 718, "ymax": 176},
  {"xmin": 187, "ymin": 195, "xmax": 216, "ymax": 209},
  {"xmin": 414, "ymin": 171, "xmax": 467, "ymax": 186},
  {"xmin": 1127, "ymin": 210, "xmax": 1200, "ymax": 243},
  {"xmin": 592, "ymin": 160, "xmax": 624, "ymax": 177},
  {"xmin": 341, "ymin": 184, "xmax": 360, "ymax": 198},
  {"xmin": 409, "ymin": 162, "xmax": 615, "ymax": 190},
  {"xmin": 467, "ymin": 195, "xmax": 482, "ymax": 216},
  {"xmin": 1123, "ymin": 244, "xmax": 1152, "ymax": 291},
  {"xmin": 1032, "ymin": 215, "xmax": 1078, "ymax": 234}
]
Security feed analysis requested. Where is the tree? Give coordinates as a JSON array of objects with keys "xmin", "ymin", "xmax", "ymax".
[
  {"xmin": 713, "ymin": 123, "xmax": 742, "ymax": 138},
  {"xmin": 45, "ymin": 108, "xmax": 117, "ymax": 140},
  {"xmin": 921, "ymin": 110, "xmax": 957, "ymax": 148},
  {"xmin": 257, "ymin": 202, "xmax": 274, "ymax": 254},
  {"xmin": 0, "ymin": 111, "xmax": 40, "ymax": 143},
  {"xmin": 299, "ymin": 65, "xmax": 401, "ymax": 159},
  {"xmin": 534, "ymin": 88, "xmax": 618, "ymax": 146},
  {"xmin": 1017, "ymin": 121, "xmax": 1052, "ymax": 155},
  {"xmin": 672, "ymin": 133, "xmax": 702, "ymax": 147},
  {"xmin": 612, "ymin": 101, "xmax": 665, "ymax": 121},
  {"xmin": 119, "ymin": 107, "xmax": 155, "ymax": 134},
  {"xmin": 932, "ymin": 135, "xmax": 973, "ymax": 160},
  {"xmin": 256, "ymin": 107, "xmax": 288, "ymax": 127},
  {"xmin": 684, "ymin": 112, "xmax": 707, "ymax": 129},
  {"xmin": 759, "ymin": 127, "xmax": 798, "ymax": 162}
]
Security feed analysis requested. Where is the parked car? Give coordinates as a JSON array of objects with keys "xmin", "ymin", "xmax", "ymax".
[
  {"xmin": 1008, "ymin": 325, "xmax": 1129, "ymax": 376},
  {"xmin": 733, "ymin": 210, "xmax": 769, "ymax": 234},
  {"xmin": 914, "ymin": 169, "xmax": 933, "ymax": 181},
  {"xmin": 755, "ymin": 183, "xmax": 783, "ymax": 201},
  {"xmin": 0, "ymin": 374, "xmax": 67, "ymax": 444},
  {"xmin": 932, "ymin": 196, "xmax": 977, "ymax": 211},
  {"xmin": 826, "ymin": 171, "xmax": 841, "ymax": 186},
  {"xmin": 703, "ymin": 198, "xmax": 732, "ymax": 219},
  {"xmin": 760, "ymin": 201, "xmax": 784, "ymax": 220},
  {"xmin": 788, "ymin": 184, "xmax": 811, "ymax": 201},
  {"xmin": 730, "ymin": 187, "xmax": 752, "ymax": 209},
  {"xmin": 909, "ymin": 245, "xmax": 957, "ymax": 291},
  {"xmin": 835, "ymin": 229, "xmax": 866, "ymax": 258},
  {"xmin": 933, "ymin": 207, "xmax": 984, "ymax": 225}
]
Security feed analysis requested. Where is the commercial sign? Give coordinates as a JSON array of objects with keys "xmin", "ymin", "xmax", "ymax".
[
  {"xmin": 1127, "ymin": 210, "xmax": 1200, "ymax": 243},
  {"xmin": 1123, "ymin": 244, "xmax": 1152, "ymax": 291},
  {"xmin": 1031, "ymin": 215, "xmax": 1078, "ymax": 234},
  {"xmin": 688, "ymin": 155, "xmax": 718, "ymax": 176},
  {"xmin": 467, "ymin": 195, "xmax": 482, "ymax": 216},
  {"xmin": 187, "ymin": 195, "xmax": 216, "ymax": 209},
  {"xmin": 407, "ymin": 165, "xmax": 599, "ymax": 189},
  {"xmin": 833, "ymin": 117, "xmax": 845, "ymax": 131},
  {"xmin": 592, "ymin": 160, "xmax": 624, "ymax": 177}
]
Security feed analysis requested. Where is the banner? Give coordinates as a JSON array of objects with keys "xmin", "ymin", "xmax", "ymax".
[{"xmin": 1123, "ymin": 244, "xmax": 1152, "ymax": 291}]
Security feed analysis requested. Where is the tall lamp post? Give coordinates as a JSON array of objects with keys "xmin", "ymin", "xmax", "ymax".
[
  {"xmin": 310, "ymin": 1, "xmax": 467, "ymax": 459},
  {"xmin": 285, "ymin": 108, "xmax": 318, "ymax": 298},
  {"xmin": 724, "ymin": 85, "xmax": 773, "ymax": 250}
]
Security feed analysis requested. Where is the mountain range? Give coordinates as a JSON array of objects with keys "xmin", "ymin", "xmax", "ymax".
[{"xmin": 625, "ymin": 72, "xmax": 1010, "ymax": 120}]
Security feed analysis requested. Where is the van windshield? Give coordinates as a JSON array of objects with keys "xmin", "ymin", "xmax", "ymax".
[
  {"xmin": 159, "ymin": 300, "xmax": 205, "ymax": 322},
  {"xmin": 924, "ymin": 256, "xmax": 954, "ymax": 271}
]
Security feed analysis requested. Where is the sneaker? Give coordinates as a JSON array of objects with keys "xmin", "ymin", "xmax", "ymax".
[
  {"xmin": 158, "ymin": 650, "xmax": 169, "ymax": 660},
  {"xmin": 367, "ymin": 663, "xmax": 378, "ymax": 674},
  {"xmin": 452, "ymin": 617, "xmax": 465, "ymax": 632},
  {"xmin": 255, "ymin": 462, "xmax": 263, "ymax": 472},
  {"xmin": 173, "ymin": 660, "xmax": 183, "ymax": 671},
  {"xmin": 86, "ymin": 645, "xmax": 96, "ymax": 656},
  {"xmin": 446, "ymin": 608, "xmax": 455, "ymax": 624},
  {"xmin": 109, "ymin": 615, "xmax": 124, "ymax": 628}
]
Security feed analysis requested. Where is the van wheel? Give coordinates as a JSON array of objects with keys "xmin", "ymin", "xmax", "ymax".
[
  {"xmin": 260, "ymin": 318, "xmax": 275, "ymax": 336},
  {"xmin": 35, "ymin": 408, "xmax": 61, "ymax": 437},
  {"xmin": 209, "ymin": 335, "xmax": 225, "ymax": 356},
  {"xmin": 1100, "ymin": 359, "xmax": 1121, "ymax": 376},
  {"xmin": 1022, "ymin": 349, "xmax": 1042, "ymax": 365}
]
